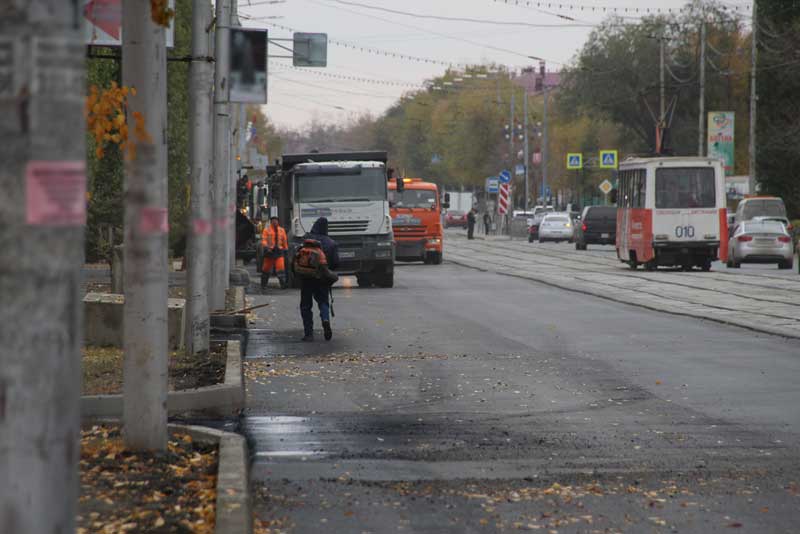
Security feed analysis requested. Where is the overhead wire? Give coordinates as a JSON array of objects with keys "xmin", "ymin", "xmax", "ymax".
[
  {"xmin": 305, "ymin": 0, "xmax": 567, "ymax": 65},
  {"xmin": 324, "ymin": 0, "xmax": 597, "ymax": 28}
]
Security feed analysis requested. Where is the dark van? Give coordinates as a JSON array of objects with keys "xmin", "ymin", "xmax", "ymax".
[{"xmin": 574, "ymin": 206, "xmax": 617, "ymax": 250}]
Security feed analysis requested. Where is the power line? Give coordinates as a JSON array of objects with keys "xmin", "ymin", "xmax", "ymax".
[
  {"xmin": 270, "ymin": 72, "xmax": 406, "ymax": 98},
  {"xmin": 489, "ymin": 0, "xmax": 752, "ymax": 18},
  {"xmin": 268, "ymin": 60, "xmax": 427, "ymax": 87},
  {"xmin": 305, "ymin": 0, "xmax": 566, "ymax": 65},
  {"xmin": 253, "ymin": 18, "xmax": 468, "ymax": 67},
  {"xmin": 324, "ymin": 0, "xmax": 597, "ymax": 28}
]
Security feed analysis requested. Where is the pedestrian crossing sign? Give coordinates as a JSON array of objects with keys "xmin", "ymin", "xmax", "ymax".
[
  {"xmin": 567, "ymin": 153, "xmax": 583, "ymax": 170},
  {"xmin": 599, "ymin": 150, "xmax": 618, "ymax": 169}
]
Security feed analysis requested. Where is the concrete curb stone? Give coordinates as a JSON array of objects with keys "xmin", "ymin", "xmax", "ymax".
[
  {"xmin": 169, "ymin": 424, "xmax": 253, "ymax": 534},
  {"xmin": 81, "ymin": 340, "xmax": 244, "ymax": 418}
]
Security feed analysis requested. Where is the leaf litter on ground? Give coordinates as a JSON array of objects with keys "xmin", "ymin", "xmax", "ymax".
[{"xmin": 77, "ymin": 425, "xmax": 217, "ymax": 534}]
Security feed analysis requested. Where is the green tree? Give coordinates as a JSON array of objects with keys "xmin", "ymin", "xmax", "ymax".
[{"xmin": 756, "ymin": 0, "xmax": 800, "ymax": 217}]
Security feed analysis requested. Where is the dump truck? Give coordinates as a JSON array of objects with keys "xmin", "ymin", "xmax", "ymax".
[{"xmin": 268, "ymin": 151, "xmax": 395, "ymax": 288}]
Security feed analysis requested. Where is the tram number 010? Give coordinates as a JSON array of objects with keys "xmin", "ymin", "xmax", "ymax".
[{"xmin": 675, "ymin": 225, "xmax": 696, "ymax": 238}]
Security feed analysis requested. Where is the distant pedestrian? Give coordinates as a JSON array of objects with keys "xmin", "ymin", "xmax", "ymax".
[
  {"xmin": 483, "ymin": 212, "xmax": 491, "ymax": 235},
  {"xmin": 260, "ymin": 216, "xmax": 288, "ymax": 291},
  {"xmin": 467, "ymin": 208, "xmax": 476, "ymax": 240},
  {"xmin": 294, "ymin": 217, "xmax": 340, "ymax": 342}
]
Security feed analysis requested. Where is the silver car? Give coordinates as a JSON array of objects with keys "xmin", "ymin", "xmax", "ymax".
[
  {"xmin": 727, "ymin": 221, "xmax": 794, "ymax": 269},
  {"xmin": 538, "ymin": 213, "xmax": 574, "ymax": 243}
]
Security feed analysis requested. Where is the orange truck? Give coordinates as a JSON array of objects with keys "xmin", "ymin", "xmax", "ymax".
[{"xmin": 388, "ymin": 178, "xmax": 445, "ymax": 264}]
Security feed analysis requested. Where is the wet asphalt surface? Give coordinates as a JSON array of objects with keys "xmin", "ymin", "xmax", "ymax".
[{"xmin": 243, "ymin": 261, "xmax": 800, "ymax": 533}]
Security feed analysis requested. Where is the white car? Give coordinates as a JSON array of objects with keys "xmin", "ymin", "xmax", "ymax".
[{"xmin": 538, "ymin": 213, "xmax": 574, "ymax": 243}]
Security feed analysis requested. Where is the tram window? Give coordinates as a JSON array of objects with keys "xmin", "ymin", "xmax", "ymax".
[
  {"xmin": 633, "ymin": 169, "xmax": 646, "ymax": 208},
  {"xmin": 655, "ymin": 167, "xmax": 715, "ymax": 209}
]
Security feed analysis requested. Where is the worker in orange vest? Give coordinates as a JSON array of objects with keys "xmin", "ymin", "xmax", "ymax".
[{"xmin": 261, "ymin": 216, "xmax": 289, "ymax": 291}]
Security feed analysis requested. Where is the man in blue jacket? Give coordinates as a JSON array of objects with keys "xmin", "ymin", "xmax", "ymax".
[{"xmin": 300, "ymin": 217, "xmax": 339, "ymax": 342}]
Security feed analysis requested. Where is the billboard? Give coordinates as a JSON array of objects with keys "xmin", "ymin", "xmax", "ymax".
[
  {"xmin": 230, "ymin": 29, "xmax": 268, "ymax": 103},
  {"xmin": 707, "ymin": 111, "xmax": 735, "ymax": 176}
]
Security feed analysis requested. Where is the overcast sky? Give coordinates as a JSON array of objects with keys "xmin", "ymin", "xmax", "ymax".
[{"xmin": 235, "ymin": 0, "xmax": 751, "ymax": 129}]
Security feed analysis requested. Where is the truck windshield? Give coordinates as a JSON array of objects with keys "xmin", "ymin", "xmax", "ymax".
[
  {"xmin": 296, "ymin": 168, "xmax": 386, "ymax": 203},
  {"xmin": 655, "ymin": 167, "xmax": 716, "ymax": 209},
  {"xmin": 389, "ymin": 189, "xmax": 437, "ymax": 209}
]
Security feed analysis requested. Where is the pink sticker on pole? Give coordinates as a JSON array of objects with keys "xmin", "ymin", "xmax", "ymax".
[
  {"xmin": 25, "ymin": 161, "xmax": 87, "ymax": 226},
  {"xmin": 192, "ymin": 218, "xmax": 213, "ymax": 236},
  {"xmin": 139, "ymin": 207, "xmax": 169, "ymax": 235}
]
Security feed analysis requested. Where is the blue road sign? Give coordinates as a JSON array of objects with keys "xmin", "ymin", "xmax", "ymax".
[
  {"xmin": 599, "ymin": 150, "xmax": 618, "ymax": 169},
  {"xmin": 486, "ymin": 177, "xmax": 499, "ymax": 193},
  {"xmin": 567, "ymin": 153, "xmax": 583, "ymax": 170},
  {"xmin": 499, "ymin": 170, "xmax": 512, "ymax": 183}
]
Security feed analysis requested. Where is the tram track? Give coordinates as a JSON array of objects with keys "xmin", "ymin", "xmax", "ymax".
[{"xmin": 446, "ymin": 237, "xmax": 800, "ymax": 337}]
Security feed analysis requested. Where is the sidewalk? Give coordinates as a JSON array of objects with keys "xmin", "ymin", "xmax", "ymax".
[{"xmin": 444, "ymin": 232, "xmax": 800, "ymax": 340}]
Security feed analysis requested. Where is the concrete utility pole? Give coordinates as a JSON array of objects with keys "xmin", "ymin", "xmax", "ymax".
[
  {"xmin": 229, "ymin": 0, "xmax": 241, "ymax": 273},
  {"xmin": 186, "ymin": 0, "xmax": 214, "ymax": 356},
  {"xmin": 749, "ymin": 0, "xmax": 758, "ymax": 190},
  {"xmin": 698, "ymin": 18, "xmax": 707, "ymax": 157},
  {"xmin": 212, "ymin": 0, "xmax": 232, "ymax": 311},
  {"xmin": 523, "ymin": 90, "xmax": 530, "ymax": 213},
  {"xmin": 122, "ymin": 0, "xmax": 169, "ymax": 451},
  {"xmin": 0, "ymin": 3, "xmax": 84, "ymax": 532}
]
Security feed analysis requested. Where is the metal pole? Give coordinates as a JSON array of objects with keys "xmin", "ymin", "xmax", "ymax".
[
  {"xmin": 186, "ymin": 0, "xmax": 214, "ymax": 356},
  {"xmin": 542, "ymin": 80, "xmax": 549, "ymax": 202},
  {"xmin": 524, "ymin": 90, "xmax": 530, "ymax": 213},
  {"xmin": 749, "ymin": 0, "xmax": 758, "ymax": 190},
  {"xmin": 0, "ymin": 2, "xmax": 84, "ymax": 530},
  {"xmin": 659, "ymin": 36, "xmax": 666, "ymax": 154},
  {"xmin": 509, "ymin": 86, "xmax": 515, "ymax": 240},
  {"xmin": 212, "ymin": 0, "xmax": 232, "ymax": 311},
  {"xmin": 122, "ymin": 0, "xmax": 169, "ymax": 450},
  {"xmin": 698, "ymin": 18, "xmax": 706, "ymax": 156}
]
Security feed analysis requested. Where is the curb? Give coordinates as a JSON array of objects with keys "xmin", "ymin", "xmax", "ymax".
[
  {"xmin": 81, "ymin": 340, "xmax": 244, "ymax": 418},
  {"xmin": 446, "ymin": 255, "xmax": 800, "ymax": 340},
  {"xmin": 170, "ymin": 424, "xmax": 253, "ymax": 534}
]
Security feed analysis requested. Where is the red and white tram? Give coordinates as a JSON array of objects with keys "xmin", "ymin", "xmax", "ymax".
[{"xmin": 616, "ymin": 157, "xmax": 728, "ymax": 271}]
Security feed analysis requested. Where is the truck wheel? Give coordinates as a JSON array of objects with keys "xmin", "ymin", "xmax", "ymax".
[
  {"xmin": 433, "ymin": 252, "xmax": 443, "ymax": 265},
  {"xmin": 356, "ymin": 273, "xmax": 373, "ymax": 288},
  {"xmin": 375, "ymin": 273, "xmax": 394, "ymax": 288}
]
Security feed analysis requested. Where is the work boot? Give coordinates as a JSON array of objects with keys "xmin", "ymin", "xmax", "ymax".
[
  {"xmin": 278, "ymin": 274, "xmax": 287, "ymax": 289},
  {"xmin": 261, "ymin": 273, "xmax": 269, "ymax": 293},
  {"xmin": 301, "ymin": 333, "xmax": 314, "ymax": 342},
  {"xmin": 322, "ymin": 320, "xmax": 332, "ymax": 341}
]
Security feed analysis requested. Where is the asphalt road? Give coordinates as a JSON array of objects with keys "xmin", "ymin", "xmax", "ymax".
[{"xmin": 243, "ymin": 262, "xmax": 800, "ymax": 533}]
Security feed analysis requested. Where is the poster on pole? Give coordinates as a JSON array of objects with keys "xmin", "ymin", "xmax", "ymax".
[{"xmin": 707, "ymin": 111, "xmax": 735, "ymax": 176}]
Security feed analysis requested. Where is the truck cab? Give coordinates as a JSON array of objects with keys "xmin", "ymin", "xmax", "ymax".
[
  {"xmin": 389, "ymin": 178, "xmax": 444, "ymax": 265},
  {"xmin": 269, "ymin": 152, "xmax": 395, "ymax": 288}
]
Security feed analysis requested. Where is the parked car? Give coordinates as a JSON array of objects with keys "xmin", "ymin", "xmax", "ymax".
[
  {"xmin": 574, "ymin": 206, "xmax": 617, "ymax": 250},
  {"xmin": 538, "ymin": 213, "xmax": 574, "ymax": 243},
  {"xmin": 727, "ymin": 220, "xmax": 794, "ymax": 269},
  {"xmin": 444, "ymin": 210, "xmax": 467, "ymax": 229}
]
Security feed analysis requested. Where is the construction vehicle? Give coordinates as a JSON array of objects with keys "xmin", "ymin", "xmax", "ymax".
[
  {"xmin": 389, "ymin": 178, "xmax": 445, "ymax": 264},
  {"xmin": 268, "ymin": 151, "xmax": 395, "ymax": 288}
]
